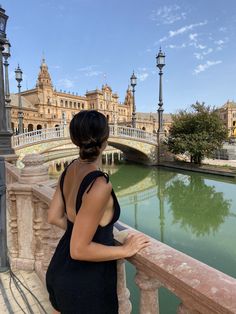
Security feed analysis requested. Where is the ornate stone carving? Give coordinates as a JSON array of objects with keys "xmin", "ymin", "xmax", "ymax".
[
  {"xmin": 20, "ymin": 153, "xmax": 49, "ymax": 183},
  {"xmin": 135, "ymin": 269, "xmax": 162, "ymax": 314}
]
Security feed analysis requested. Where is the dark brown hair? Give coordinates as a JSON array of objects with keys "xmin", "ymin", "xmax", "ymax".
[{"xmin": 69, "ymin": 110, "xmax": 109, "ymax": 161}]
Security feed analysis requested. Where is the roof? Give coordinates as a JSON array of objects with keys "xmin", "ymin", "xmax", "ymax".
[
  {"xmin": 137, "ymin": 112, "xmax": 173, "ymax": 122},
  {"xmin": 10, "ymin": 93, "xmax": 37, "ymax": 110}
]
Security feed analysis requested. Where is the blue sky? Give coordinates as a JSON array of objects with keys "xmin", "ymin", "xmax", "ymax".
[{"xmin": 1, "ymin": 0, "xmax": 236, "ymax": 113}]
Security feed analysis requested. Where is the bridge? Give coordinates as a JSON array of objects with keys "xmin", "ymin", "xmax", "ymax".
[{"xmin": 12, "ymin": 124, "xmax": 160, "ymax": 165}]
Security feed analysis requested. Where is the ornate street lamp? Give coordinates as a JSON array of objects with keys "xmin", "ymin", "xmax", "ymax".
[
  {"xmin": 3, "ymin": 38, "xmax": 12, "ymax": 132},
  {"xmin": 130, "ymin": 71, "xmax": 137, "ymax": 128},
  {"xmin": 156, "ymin": 48, "xmax": 165, "ymax": 136},
  {"xmin": 15, "ymin": 64, "xmax": 23, "ymax": 134},
  {"xmin": 0, "ymin": 5, "xmax": 8, "ymax": 134},
  {"xmin": 0, "ymin": 5, "xmax": 13, "ymax": 272},
  {"xmin": 156, "ymin": 48, "xmax": 165, "ymax": 162}
]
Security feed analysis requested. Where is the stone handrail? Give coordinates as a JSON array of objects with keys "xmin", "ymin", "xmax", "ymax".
[
  {"xmin": 6, "ymin": 157, "xmax": 236, "ymax": 313},
  {"xmin": 115, "ymin": 221, "xmax": 236, "ymax": 314},
  {"xmin": 12, "ymin": 124, "xmax": 157, "ymax": 149}
]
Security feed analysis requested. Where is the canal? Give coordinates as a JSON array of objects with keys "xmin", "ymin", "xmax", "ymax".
[{"xmin": 48, "ymin": 158, "xmax": 236, "ymax": 313}]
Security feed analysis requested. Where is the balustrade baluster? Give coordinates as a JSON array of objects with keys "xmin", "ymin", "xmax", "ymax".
[
  {"xmin": 117, "ymin": 259, "xmax": 132, "ymax": 314},
  {"xmin": 135, "ymin": 269, "xmax": 162, "ymax": 314},
  {"xmin": 33, "ymin": 196, "xmax": 46, "ymax": 271},
  {"xmin": 8, "ymin": 191, "xmax": 19, "ymax": 260}
]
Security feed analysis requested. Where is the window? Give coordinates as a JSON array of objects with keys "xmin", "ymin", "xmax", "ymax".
[
  {"xmin": 48, "ymin": 109, "xmax": 50, "ymax": 114},
  {"xmin": 60, "ymin": 99, "xmax": 63, "ymax": 106},
  {"xmin": 78, "ymin": 102, "xmax": 80, "ymax": 108},
  {"xmin": 82, "ymin": 103, "xmax": 84, "ymax": 109},
  {"xmin": 74, "ymin": 102, "xmax": 76, "ymax": 108},
  {"xmin": 70, "ymin": 101, "xmax": 72, "ymax": 108},
  {"xmin": 65, "ymin": 101, "xmax": 68, "ymax": 107}
]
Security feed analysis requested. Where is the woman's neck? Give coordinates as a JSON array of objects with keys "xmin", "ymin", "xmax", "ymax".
[{"xmin": 77, "ymin": 155, "xmax": 102, "ymax": 170}]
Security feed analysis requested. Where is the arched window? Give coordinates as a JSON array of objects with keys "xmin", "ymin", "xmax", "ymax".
[{"xmin": 28, "ymin": 124, "xmax": 33, "ymax": 132}]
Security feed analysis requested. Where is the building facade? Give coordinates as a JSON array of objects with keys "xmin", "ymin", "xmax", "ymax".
[
  {"xmin": 10, "ymin": 59, "xmax": 133, "ymax": 133},
  {"xmin": 217, "ymin": 100, "xmax": 236, "ymax": 137}
]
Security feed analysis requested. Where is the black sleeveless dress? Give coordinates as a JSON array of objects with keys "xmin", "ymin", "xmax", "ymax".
[{"xmin": 46, "ymin": 165, "xmax": 120, "ymax": 314}]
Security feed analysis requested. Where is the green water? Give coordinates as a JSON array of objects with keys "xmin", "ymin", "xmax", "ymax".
[{"xmin": 51, "ymin": 160, "xmax": 236, "ymax": 313}]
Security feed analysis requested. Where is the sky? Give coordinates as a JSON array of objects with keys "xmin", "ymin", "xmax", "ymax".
[{"xmin": 1, "ymin": 0, "xmax": 236, "ymax": 113}]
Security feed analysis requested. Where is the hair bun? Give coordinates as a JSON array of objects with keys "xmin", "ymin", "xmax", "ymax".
[{"xmin": 83, "ymin": 139, "xmax": 101, "ymax": 149}]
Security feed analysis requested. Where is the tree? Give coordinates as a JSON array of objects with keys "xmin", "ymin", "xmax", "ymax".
[
  {"xmin": 166, "ymin": 175, "xmax": 230, "ymax": 237},
  {"xmin": 166, "ymin": 102, "xmax": 228, "ymax": 164}
]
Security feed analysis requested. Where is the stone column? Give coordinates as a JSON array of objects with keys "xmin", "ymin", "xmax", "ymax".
[
  {"xmin": 117, "ymin": 259, "xmax": 132, "ymax": 314},
  {"xmin": 135, "ymin": 269, "xmax": 162, "ymax": 314}
]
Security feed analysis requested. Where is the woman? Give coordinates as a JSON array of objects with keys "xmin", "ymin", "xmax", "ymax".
[{"xmin": 46, "ymin": 110, "xmax": 150, "ymax": 314}]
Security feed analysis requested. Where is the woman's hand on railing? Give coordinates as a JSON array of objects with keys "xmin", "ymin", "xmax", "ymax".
[{"xmin": 122, "ymin": 232, "xmax": 150, "ymax": 257}]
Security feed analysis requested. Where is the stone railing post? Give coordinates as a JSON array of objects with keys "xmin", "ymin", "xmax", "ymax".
[
  {"xmin": 7, "ymin": 153, "xmax": 49, "ymax": 271},
  {"xmin": 135, "ymin": 269, "xmax": 162, "ymax": 314},
  {"xmin": 117, "ymin": 259, "xmax": 132, "ymax": 314}
]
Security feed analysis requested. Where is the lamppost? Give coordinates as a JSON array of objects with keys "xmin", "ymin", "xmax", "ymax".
[
  {"xmin": 3, "ymin": 39, "xmax": 11, "ymax": 132},
  {"xmin": 0, "ymin": 5, "xmax": 12, "ymax": 272},
  {"xmin": 15, "ymin": 64, "xmax": 23, "ymax": 134},
  {"xmin": 130, "ymin": 71, "xmax": 137, "ymax": 128},
  {"xmin": 156, "ymin": 48, "xmax": 165, "ymax": 162}
]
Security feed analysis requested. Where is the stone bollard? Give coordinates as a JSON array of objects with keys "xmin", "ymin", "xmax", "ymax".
[{"xmin": 7, "ymin": 153, "xmax": 49, "ymax": 271}]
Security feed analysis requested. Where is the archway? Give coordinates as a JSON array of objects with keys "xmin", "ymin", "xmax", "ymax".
[
  {"xmin": 28, "ymin": 124, "xmax": 33, "ymax": 132},
  {"xmin": 37, "ymin": 124, "xmax": 42, "ymax": 130}
]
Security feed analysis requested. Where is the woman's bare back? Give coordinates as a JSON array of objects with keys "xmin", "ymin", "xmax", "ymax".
[{"xmin": 63, "ymin": 160, "xmax": 114, "ymax": 227}]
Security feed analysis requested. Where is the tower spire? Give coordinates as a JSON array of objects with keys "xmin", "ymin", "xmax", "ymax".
[{"xmin": 36, "ymin": 57, "xmax": 53, "ymax": 89}]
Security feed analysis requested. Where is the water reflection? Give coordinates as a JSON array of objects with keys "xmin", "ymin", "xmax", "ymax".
[
  {"xmin": 166, "ymin": 174, "xmax": 231, "ymax": 237},
  {"xmin": 47, "ymin": 157, "xmax": 232, "ymax": 238}
]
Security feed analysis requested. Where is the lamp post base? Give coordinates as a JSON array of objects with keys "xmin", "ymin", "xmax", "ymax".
[
  {"xmin": 0, "ymin": 265, "xmax": 10, "ymax": 273},
  {"xmin": 0, "ymin": 131, "xmax": 15, "ymax": 155}
]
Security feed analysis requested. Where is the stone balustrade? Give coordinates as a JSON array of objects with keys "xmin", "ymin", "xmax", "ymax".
[
  {"xmin": 12, "ymin": 124, "xmax": 157, "ymax": 149},
  {"xmin": 5, "ymin": 155, "xmax": 236, "ymax": 314}
]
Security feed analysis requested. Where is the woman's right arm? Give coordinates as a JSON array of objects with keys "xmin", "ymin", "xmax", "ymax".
[{"xmin": 70, "ymin": 177, "xmax": 150, "ymax": 261}]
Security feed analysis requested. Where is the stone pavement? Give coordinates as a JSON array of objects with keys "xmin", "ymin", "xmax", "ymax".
[
  {"xmin": 0, "ymin": 270, "xmax": 53, "ymax": 314},
  {"xmin": 203, "ymin": 158, "xmax": 236, "ymax": 167}
]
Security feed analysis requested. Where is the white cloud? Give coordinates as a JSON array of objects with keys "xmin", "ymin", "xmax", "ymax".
[
  {"xmin": 194, "ymin": 53, "xmax": 203, "ymax": 60},
  {"xmin": 137, "ymin": 73, "xmax": 149, "ymax": 81},
  {"xmin": 193, "ymin": 48, "xmax": 213, "ymax": 60},
  {"xmin": 219, "ymin": 27, "xmax": 227, "ymax": 32},
  {"xmin": 77, "ymin": 65, "xmax": 102, "ymax": 77},
  {"xmin": 215, "ymin": 39, "xmax": 224, "ymax": 45},
  {"xmin": 167, "ymin": 43, "xmax": 186, "ymax": 49},
  {"xmin": 85, "ymin": 71, "xmax": 102, "ymax": 77},
  {"xmin": 58, "ymin": 78, "xmax": 74, "ymax": 88},
  {"xmin": 194, "ymin": 60, "xmax": 222, "ymax": 74},
  {"xmin": 189, "ymin": 33, "xmax": 198, "ymax": 41},
  {"xmin": 150, "ymin": 5, "xmax": 186, "ymax": 25},
  {"xmin": 160, "ymin": 21, "xmax": 207, "ymax": 42}
]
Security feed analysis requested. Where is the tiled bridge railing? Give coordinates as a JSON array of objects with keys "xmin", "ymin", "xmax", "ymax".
[{"xmin": 5, "ymin": 155, "xmax": 236, "ymax": 314}]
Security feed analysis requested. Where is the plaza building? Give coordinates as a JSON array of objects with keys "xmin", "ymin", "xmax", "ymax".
[
  {"xmin": 10, "ymin": 58, "xmax": 134, "ymax": 133},
  {"xmin": 136, "ymin": 112, "xmax": 172, "ymax": 134},
  {"xmin": 217, "ymin": 100, "xmax": 236, "ymax": 137}
]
